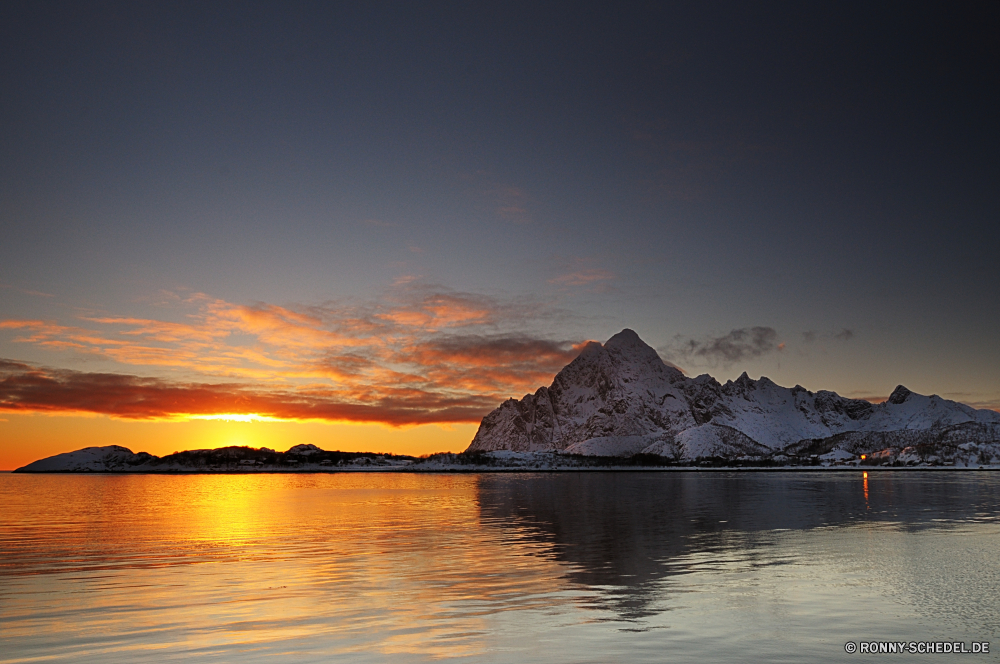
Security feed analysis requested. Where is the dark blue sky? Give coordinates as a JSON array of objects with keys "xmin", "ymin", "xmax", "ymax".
[{"xmin": 2, "ymin": 1, "xmax": 999, "ymax": 419}]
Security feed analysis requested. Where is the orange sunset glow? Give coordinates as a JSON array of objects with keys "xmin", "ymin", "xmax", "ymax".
[
  {"xmin": 2, "ymin": 1, "xmax": 999, "ymax": 473},
  {"xmin": 0, "ymin": 287, "xmax": 585, "ymax": 468},
  {"xmin": 3, "ymin": 4, "xmax": 1000, "ymax": 662}
]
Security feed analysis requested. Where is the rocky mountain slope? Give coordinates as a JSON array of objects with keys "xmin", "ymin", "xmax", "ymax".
[{"xmin": 467, "ymin": 329, "xmax": 1000, "ymax": 462}]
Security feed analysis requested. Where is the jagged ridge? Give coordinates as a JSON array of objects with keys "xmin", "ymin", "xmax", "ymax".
[{"xmin": 466, "ymin": 329, "xmax": 1000, "ymax": 460}]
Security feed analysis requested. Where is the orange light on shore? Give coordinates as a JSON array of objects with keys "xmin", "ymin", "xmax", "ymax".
[{"xmin": 860, "ymin": 454, "xmax": 867, "ymax": 460}]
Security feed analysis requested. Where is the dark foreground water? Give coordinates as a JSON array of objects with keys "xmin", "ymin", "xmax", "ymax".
[{"xmin": 1, "ymin": 471, "xmax": 998, "ymax": 663}]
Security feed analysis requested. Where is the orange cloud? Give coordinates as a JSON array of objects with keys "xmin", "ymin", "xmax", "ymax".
[
  {"xmin": 0, "ymin": 282, "xmax": 55, "ymax": 298},
  {"xmin": 376, "ymin": 292, "xmax": 496, "ymax": 330},
  {"xmin": 0, "ymin": 359, "xmax": 496, "ymax": 425},
  {"xmin": 0, "ymin": 285, "xmax": 584, "ymax": 426},
  {"xmin": 397, "ymin": 336, "xmax": 581, "ymax": 395}
]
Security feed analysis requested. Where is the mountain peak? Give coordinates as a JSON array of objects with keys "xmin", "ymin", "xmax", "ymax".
[
  {"xmin": 601, "ymin": 328, "xmax": 668, "ymax": 369},
  {"xmin": 466, "ymin": 328, "xmax": 1000, "ymax": 459},
  {"xmin": 603, "ymin": 328, "xmax": 645, "ymax": 350},
  {"xmin": 577, "ymin": 340, "xmax": 604, "ymax": 358},
  {"xmin": 887, "ymin": 385, "xmax": 912, "ymax": 405}
]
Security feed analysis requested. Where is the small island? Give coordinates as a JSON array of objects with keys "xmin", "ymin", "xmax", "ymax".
[{"xmin": 12, "ymin": 441, "xmax": 1000, "ymax": 473}]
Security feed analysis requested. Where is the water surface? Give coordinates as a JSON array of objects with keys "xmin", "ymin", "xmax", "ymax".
[{"xmin": 1, "ymin": 471, "xmax": 998, "ymax": 662}]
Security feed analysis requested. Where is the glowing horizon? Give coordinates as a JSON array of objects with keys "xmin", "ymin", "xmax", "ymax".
[
  {"xmin": 3, "ymin": 294, "xmax": 999, "ymax": 470},
  {"xmin": 2, "ymin": 3, "xmax": 997, "ymax": 470}
]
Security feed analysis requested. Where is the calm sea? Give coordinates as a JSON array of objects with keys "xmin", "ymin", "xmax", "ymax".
[{"xmin": 1, "ymin": 471, "xmax": 998, "ymax": 663}]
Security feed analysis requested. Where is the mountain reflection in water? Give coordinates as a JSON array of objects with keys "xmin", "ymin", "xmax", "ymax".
[
  {"xmin": 2, "ymin": 471, "xmax": 999, "ymax": 663},
  {"xmin": 475, "ymin": 472, "xmax": 1000, "ymax": 622}
]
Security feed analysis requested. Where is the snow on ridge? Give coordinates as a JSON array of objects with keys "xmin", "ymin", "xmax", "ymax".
[
  {"xmin": 14, "ymin": 445, "xmax": 415, "ymax": 473},
  {"xmin": 16, "ymin": 446, "xmax": 153, "ymax": 472},
  {"xmin": 466, "ymin": 328, "xmax": 1000, "ymax": 459}
]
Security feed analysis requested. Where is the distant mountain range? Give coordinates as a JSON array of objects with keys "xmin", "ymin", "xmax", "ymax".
[
  {"xmin": 14, "ymin": 444, "xmax": 416, "ymax": 473},
  {"xmin": 467, "ymin": 329, "xmax": 1000, "ymax": 463},
  {"xmin": 15, "ymin": 329, "xmax": 1000, "ymax": 472}
]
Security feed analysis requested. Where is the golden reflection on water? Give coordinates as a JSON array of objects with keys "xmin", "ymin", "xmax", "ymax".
[
  {"xmin": 0, "ymin": 474, "xmax": 578, "ymax": 662},
  {"xmin": 2, "ymin": 472, "xmax": 1000, "ymax": 664}
]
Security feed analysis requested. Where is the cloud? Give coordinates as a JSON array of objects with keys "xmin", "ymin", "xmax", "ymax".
[
  {"xmin": 461, "ymin": 173, "xmax": 533, "ymax": 224},
  {"xmin": 0, "ymin": 359, "xmax": 495, "ymax": 425},
  {"xmin": 962, "ymin": 400, "xmax": 1000, "ymax": 413},
  {"xmin": 363, "ymin": 218, "xmax": 399, "ymax": 228},
  {"xmin": 376, "ymin": 292, "xmax": 498, "ymax": 329},
  {"xmin": 398, "ymin": 335, "xmax": 583, "ymax": 395},
  {"xmin": 490, "ymin": 185, "xmax": 530, "ymax": 223},
  {"xmin": 665, "ymin": 327, "xmax": 782, "ymax": 367},
  {"xmin": 497, "ymin": 206, "xmax": 527, "ymax": 218},
  {"xmin": 0, "ymin": 281, "xmax": 55, "ymax": 298},
  {"xmin": 0, "ymin": 284, "xmax": 583, "ymax": 425},
  {"xmin": 548, "ymin": 269, "xmax": 616, "ymax": 286},
  {"xmin": 546, "ymin": 255, "xmax": 617, "ymax": 292},
  {"xmin": 851, "ymin": 395, "xmax": 889, "ymax": 404},
  {"xmin": 803, "ymin": 328, "xmax": 855, "ymax": 344}
]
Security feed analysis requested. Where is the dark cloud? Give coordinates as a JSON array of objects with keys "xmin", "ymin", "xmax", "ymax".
[
  {"xmin": 803, "ymin": 328, "xmax": 855, "ymax": 344},
  {"xmin": 665, "ymin": 327, "xmax": 782, "ymax": 366},
  {"xmin": 399, "ymin": 335, "xmax": 583, "ymax": 396},
  {"xmin": 0, "ymin": 360, "xmax": 497, "ymax": 425},
  {"xmin": 835, "ymin": 328, "xmax": 855, "ymax": 341},
  {"xmin": 960, "ymin": 399, "xmax": 1000, "ymax": 413},
  {"xmin": 409, "ymin": 335, "xmax": 578, "ymax": 367}
]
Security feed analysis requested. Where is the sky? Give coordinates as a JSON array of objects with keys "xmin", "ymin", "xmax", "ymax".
[{"xmin": 1, "ymin": 1, "xmax": 998, "ymax": 469}]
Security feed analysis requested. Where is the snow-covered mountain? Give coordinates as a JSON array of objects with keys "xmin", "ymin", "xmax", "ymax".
[
  {"xmin": 467, "ymin": 329, "xmax": 1000, "ymax": 460},
  {"xmin": 16, "ymin": 329, "xmax": 999, "ymax": 471}
]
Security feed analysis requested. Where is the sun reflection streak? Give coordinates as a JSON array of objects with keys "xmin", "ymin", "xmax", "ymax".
[{"xmin": 0, "ymin": 474, "xmax": 577, "ymax": 661}]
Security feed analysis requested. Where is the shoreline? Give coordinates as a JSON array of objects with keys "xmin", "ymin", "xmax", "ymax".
[{"xmin": 8, "ymin": 465, "xmax": 998, "ymax": 475}]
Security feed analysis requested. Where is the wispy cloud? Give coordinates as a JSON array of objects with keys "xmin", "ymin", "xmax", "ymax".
[
  {"xmin": 0, "ymin": 281, "xmax": 55, "ymax": 298},
  {"xmin": 363, "ymin": 218, "xmax": 399, "ymax": 228},
  {"xmin": 548, "ymin": 269, "xmax": 616, "ymax": 287},
  {"xmin": 0, "ymin": 284, "xmax": 580, "ymax": 424},
  {"xmin": 459, "ymin": 171, "xmax": 534, "ymax": 224},
  {"xmin": 834, "ymin": 328, "xmax": 855, "ymax": 341},
  {"xmin": 490, "ymin": 185, "xmax": 531, "ymax": 223},
  {"xmin": 546, "ymin": 255, "xmax": 618, "ymax": 292},
  {"xmin": 399, "ymin": 335, "xmax": 584, "ymax": 396},
  {"xmin": 961, "ymin": 400, "xmax": 1000, "ymax": 413},
  {"xmin": 804, "ymin": 328, "xmax": 855, "ymax": 344},
  {"xmin": 663, "ymin": 327, "xmax": 783, "ymax": 367},
  {"xmin": 851, "ymin": 394, "xmax": 889, "ymax": 404}
]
